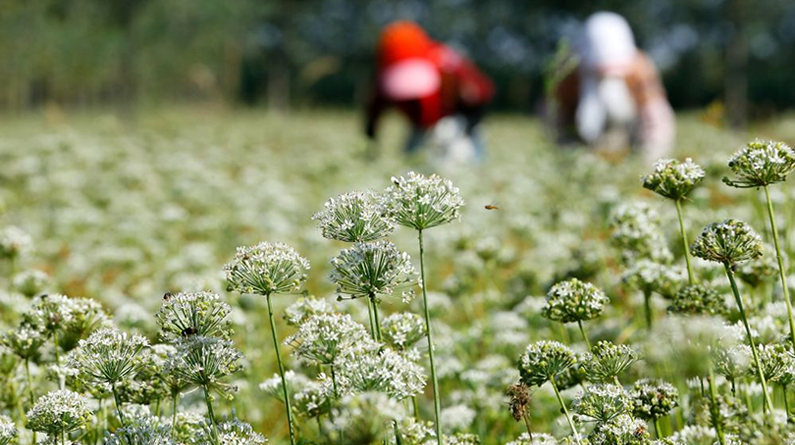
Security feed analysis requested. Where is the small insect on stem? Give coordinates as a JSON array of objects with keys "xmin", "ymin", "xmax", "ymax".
[{"xmin": 485, "ymin": 203, "xmax": 500, "ymax": 210}]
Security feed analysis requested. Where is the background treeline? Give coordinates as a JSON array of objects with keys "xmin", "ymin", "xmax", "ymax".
[{"xmin": 2, "ymin": 0, "xmax": 794, "ymax": 122}]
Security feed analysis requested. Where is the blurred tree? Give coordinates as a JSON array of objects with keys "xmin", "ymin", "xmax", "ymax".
[{"xmin": 1, "ymin": 0, "xmax": 795, "ymax": 119}]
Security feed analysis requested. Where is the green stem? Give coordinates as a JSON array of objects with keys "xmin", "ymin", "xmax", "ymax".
[
  {"xmin": 266, "ymin": 293, "xmax": 297, "ymax": 445},
  {"xmin": 549, "ymin": 376, "xmax": 581, "ymax": 445},
  {"xmin": 53, "ymin": 330, "xmax": 64, "ymax": 390},
  {"xmin": 25, "ymin": 359, "xmax": 36, "ymax": 445},
  {"xmin": 724, "ymin": 263, "xmax": 773, "ymax": 412},
  {"xmin": 418, "ymin": 230, "xmax": 443, "ymax": 445},
  {"xmin": 522, "ymin": 413, "xmax": 534, "ymax": 441},
  {"xmin": 412, "ymin": 396, "xmax": 420, "ymax": 417},
  {"xmin": 764, "ymin": 185, "xmax": 795, "ymax": 350},
  {"xmin": 369, "ymin": 294, "xmax": 383, "ymax": 342},
  {"xmin": 785, "ymin": 383, "xmax": 791, "ymax": 423},
  {"xmin": 653, "ymin": 418, "xmax": 662, "ymax": 439},
  {"xmin": 202, "ymin": 385, "xmax": 219, "ymax": 444},
  {"xmin": 112, "ymin": 384, "xmax": 127, "ymax": 427},
  {"xmin": 643, "ymin": 289, "xmax": 653, "ymax": 329},
  {"xmin": 171, "ymin": 391, "xmax": 179, "ymax": 438},
  {"xmin": 366, "ymin": 296, "xmax": 377, "ymax": 340},
  {"xmin": 708, "ymin": 371, "xmax": 726, "ymax": 445},
  {"xmin": 675, "ymin": 198, "xmax": 696, "ymax": 285},
  {"xmin": 577, "ymin": 320, "xmax": 591, "ymax": 350}
]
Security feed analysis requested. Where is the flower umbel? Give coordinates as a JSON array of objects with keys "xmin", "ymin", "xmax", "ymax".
[
  {"xmin": 541, "ymin": 278, "xmax": 609, "ymax": 323},
  {"xmin": 519, "ymin": 340, "xmax": 577, "ymax": 387},
  {"xmin": 313, "ymin": 190, "xmax": 396, "ymax": 242},
  {"xmin": 641, "ymin": 158, "xmax": 705, "ymax": 200},
  {"xmin": 26, "ymin": 389, "xmax": 92, "ymax": 436},
  {"xmin": 67, "ymin": 326, "xmax": 148, "ymax": 387},
  {"xmin": 329, "ymin": 240, "xmax": 418, "ymax": 302},
  {"xmin": 155, "ymin": 291, "xmax": 232, "ymax": 341},
  {"xmin": 224, "ymin": 242, "xmax": 310, "ymax": 296},
  {"xmin": 690, "ymin": 219, "xmax": 764, "ymax": 265},
  {"xmin": 384, "ymin": 171, "xmax": 465, "ymax": 230},
  {"xmin": 723, "ymin": 140, "xmax": 795, "ymax": 188}
]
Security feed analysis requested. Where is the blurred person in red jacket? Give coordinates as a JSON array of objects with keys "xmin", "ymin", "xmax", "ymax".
[
  {"xmin": 365, "ymin": 21, "xmax": 495, "ymax": 161},
  {"xmin": 550, "ymin": 12, "xmax": 675, "ymax": 163}
]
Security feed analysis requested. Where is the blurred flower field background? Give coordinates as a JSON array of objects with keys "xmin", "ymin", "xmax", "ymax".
[{"xmin": 6, "ymin": 109, "xmax": 795, "ymax": 444}]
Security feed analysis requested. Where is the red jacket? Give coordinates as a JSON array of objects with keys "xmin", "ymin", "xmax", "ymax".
[{"xmin": 366, "ymin": 23, "xmax": 494, "ymax": 138}]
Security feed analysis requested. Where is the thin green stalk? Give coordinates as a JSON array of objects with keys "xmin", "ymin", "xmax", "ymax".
[
  {"xmin": 95, "ymin": 398, "xmax": 103, "ymax": 445},
  {"xmin": 643, "ymin": 289, "xmax": 653, "ymax": 329},
  {"xmin": 653, "ymin": 418, "xmax": 662, "ymax": 439},
  {"xmin": 171, "ymin": 391, "xmax": 179, "ymax": 438},
  {"xmin": 412, "ymin": 397, "xmax": 419, "ymax": 417},
  {"xmin": 61, "ymin": 429, "xmax": 66, "ymax": 445},
  {"xmin": 111, "ymin": 384, "xmax": 127, "ymax": 427},
  {"xmin": 53, "ymin": 330, "xmax": 64, "ymax": 390},
  {"xmin": 202, "ymin": 385, "xmax": 219, "ymax": 444},
  {"xmin": 418, "ymin": 230, "xmax": 443, "ymax": 445},
  {"xmin": 522, "ymin": 413, "xmax": 534, "ymax": 441},
  {"xmin": 784, "ymin": 384, "xmax": 791, "ymax": 423},
  {"xmin": 707, "ymin": 372, "xmax": 726, "ymax": 445},
  {"xmin": 266, "ymin": 293, "xmax": 297, "ymax": 445},
  {"xmin": 763, "ymin": 185, "xmax": 795, "ymax": 350},
  {"xmin": 369, "ymin": 294, "xmax": 383, "ymax": 342},
  {"xmin": 724, "ymin": 263, "xmax": 773, "ymax": 412},
  {"xmin": 675, "ymin": 198, "xmax": 696, "ymax": 285},
  {"xmin": 366, "ymin": 296, "xmax": 377, "ymax": 340},
  {"xmin": 577, "ymin": 320, "xmax": 591, "ymax": 350},
  {"xmin": 25, "ymin": 359, "xmax": 36, "ymax": 445},
  {"xmin": 549, "ymin": 376, "xmax": 581, "ymax": 445}
]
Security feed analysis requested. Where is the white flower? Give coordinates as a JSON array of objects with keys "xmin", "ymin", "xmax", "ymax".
[
  {"xmin": 224, "ymin": 242, "xmax": 310, "ymax": 296},
  {"xmin": 0, "ymin": 226, "xmax": 33, "ymax": 259},
  {"xmin": 165, "ymin": 336, "xmax": 242, "ymax": 395},
  {"xmin": 313, "ymin": 190, "xmax": 396, "ymax": 242},
  {"xmin": 336, "ymin": 347, "xmax": 426, "ymax": 400},
  {"xmin": 384, "ymin": 171, "xmax": 465, "ymax": 230},
  {"xmin": 0, "ymin": 415, "xmax": 17, "ymax": 445},
  {"xmin": 199, "ymin": 418, "xmax": 267, "ymax": 445},
  {"xmin": 330, "ymin": 240, "xmax": 418, "ymax": 302},
  {"xmin": 67, "ymin": 326, "xmax": 148, "ymax": 386},
  {"xmin": 155, "ymin": 291, "xmax": 232, "ymax": 341},
  {"xmin": 26, "ymin": 389, "xmax": 92, "ymax": 435},
  {"xmin": 286, "ymin": 312, "xmax": 377, "ymax": 365},
  {"xmin": 441, "ymin": 404, "xmax": 476, "ymax": 432}
]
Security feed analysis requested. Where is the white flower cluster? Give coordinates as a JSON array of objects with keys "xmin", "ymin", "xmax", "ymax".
[
  {"xmin": 724, "ymin": 140, "xmax": 795, "ymax": 188},
  {"xmin": 286, "ymin": 312, "xmax": 376, "ymax": 365},
  {"xmin": 0, "ymin": 415, "xmax": 17, "ymax": 445},
  {"xmin": 67, "ymin": 326, "xmax": 149, "ymax": 386},
  {"xmin": 519, "ymin": 340, "xmax": 576, "ymax": 387},
  {"xmin": 542, "ymin": 278, "xmax": 609, "ymax": 323},
  {"xmin": 11, "ymin": 269, "xmax": 50, "ymax": 297},
  {"xmin": 0, "ymin": 225, "xmax": 33, "ymax": 259},
  {"xmin": 691, "ymin": 219, "xmax": 764, "ymax": 265},
  {"xmin": 384, "ymin": 171, "xmax": 465, "ymax": 231},
  {"xmin": 330, "ymin": 240, "xmax": 418, "ymax": 302},
  {"xmin": 642, "ymin": 157, "xmax": 705, "ymax": 200},
  {"xmin": 336, "ymin": 347, "xmax": 426, "ymax": 400},
  {"xmin": 312, "ymin": 190, "xmax": 396, "ymax": 242},
  {"xmin": 283, "ymin": 296, "xmax": 333, "ymax": 327},
  {"xmin": 572, "ymin": 383, "xmax": 632, "ymax": 423},
  {"xmin": 199, "ymin": 418, "xmax": 268, "ymax": 445},
  {"xmin": 26, "ymin": 389, "xmax": 92, "ymax": 436},
  {"xmin": 105, "ymin": 415, "xmax": 174, "ymax": 445},
  {"xmin": 610, "ymin": 202, "xmax": 672, "ymax": 264},
  {"xmin": 381, "ymin": 312, "xmax": 427, "ymax": 351},
  {"xmin": 224, "ymin": 242, "xmax": 310, "ymax": 296},
  {"xmin": 503, "ymin": 433, "xmax": 558, "ymax": 445},
  {"xmin": 155, "ymin": 291, "xmax": 231, "ymax": 341},
  {"xmin": 164, "ymin": 335, "xmax": 242, "ymax": 395}
]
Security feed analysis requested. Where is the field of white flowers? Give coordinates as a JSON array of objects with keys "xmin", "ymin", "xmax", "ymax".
[{"xmin": 4, "ymin": 108, "xmax": 795, "ymax": 445}]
